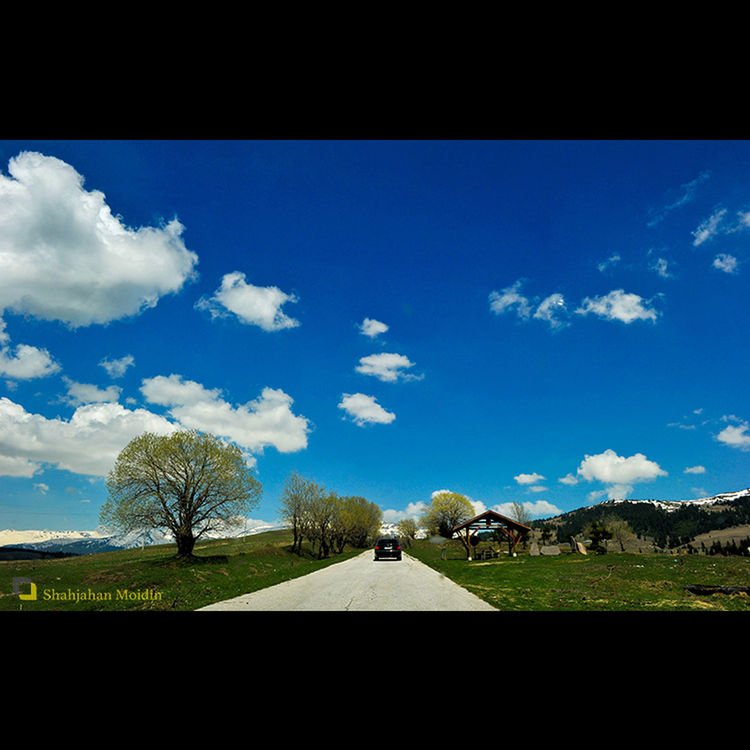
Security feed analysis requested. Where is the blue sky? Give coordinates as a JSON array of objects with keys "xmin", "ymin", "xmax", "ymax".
[{"xmin": 1, "ymin": 139, "xmax": 749, "ymax": 532}]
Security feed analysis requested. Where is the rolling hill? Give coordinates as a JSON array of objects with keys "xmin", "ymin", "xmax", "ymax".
[{"xmin": 532, "ymin": 488, "xmax": 750, "ymax": 553}]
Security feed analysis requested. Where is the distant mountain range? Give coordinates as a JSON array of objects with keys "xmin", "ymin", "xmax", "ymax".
[
  {"xmin": 533, "ymin": 487, "xmax": 750, "ymax": 550},
  {"xmin": 0, "ymin": 518, "xmax": 285, "ymax": 559}
]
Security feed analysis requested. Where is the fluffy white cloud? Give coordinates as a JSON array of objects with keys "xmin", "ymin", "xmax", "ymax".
[
  {"xmin": 575, "ymin": 448, "xmax": 667, "ymax": 499},
  {"xmin": 514, "ymin": 472, "xmax": 545, "ymax": 485},
  {"xmin": 692, "ymin": 208, "xmax": 727, "ymax": 246},
  {"xmin": 0, "ymin": 342, "xmax": 60, "ymax": 380},
  {"xmin": 62, "ymin": 377, "xmax": 122, "ymax": 405},
  {"xmin": 576, "ymin": 289, "xmax": 660, "ymax": 324},
  {"xmin": 196, "ymin": 271, "xmax": 299, "ymax": 332},
  {"xmin": 0, "ymin": 151, "xmax": 198, "ymax": 327},
  {"xmin": 558, "ymin": 473, "xmax": 579, "ymax": 486},
  {"xmin": 359, "ymin": 318, "xmax": 389, "ymax": 338},
  {"xmin": 355, "ymin": 352, "xmax": 420, "ymax": 382},
  {"xmin": 716, "ymin": 419, "xmax": 750, "ymax": 450},
  {"xmin": 0, "ymin": 396, "xmax": 177, "ymax": 477},
  {"xmin": 140, "ymin": 374, "xmax": 310, "ymax": 455},
  {"xmin": 99, "ymin": 354, "xmax": 135, "ymax": 378},
  {"xmin": 712, "ymin": 253, "xmax": 739, "ymax": 274},
  {"xmin": 338, "ymin": 393, "xmax": 395, "ymax": 426}
]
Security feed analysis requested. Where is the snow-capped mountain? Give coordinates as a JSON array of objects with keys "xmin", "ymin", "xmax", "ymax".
[
  {"xmin": 608, "ymin": 487, "xmax": 750, "ymax": 512},
  {"xmin": 0, "ymin": 518, "xmax": 285, "ymax": 556}
]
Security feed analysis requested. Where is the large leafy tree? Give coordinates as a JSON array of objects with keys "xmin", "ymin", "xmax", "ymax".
[
  {"xmin": 100, "ymin": 430, "xmax": 262, "ymax": 559},
  {"xmin": 421, "ymin": 491, "xmax": 475, "ymax": 538}
]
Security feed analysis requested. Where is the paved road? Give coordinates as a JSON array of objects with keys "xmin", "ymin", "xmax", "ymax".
[{"xmin": 197, "ymin": 550, "xmax": 498, "ymax": 611}]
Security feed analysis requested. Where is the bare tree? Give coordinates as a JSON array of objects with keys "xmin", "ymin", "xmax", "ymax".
[{"xmin": 279, "ymin": 472, "xmax": 322, "ymax": 555}]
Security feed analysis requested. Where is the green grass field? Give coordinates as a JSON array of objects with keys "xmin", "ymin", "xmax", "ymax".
[
  {"xmin": 0, "ymin": 530, "xmax": 360, "ymax": 612},
  {"xmin": 2, "ymin": 530, "xmax": 749, "ymax": 612},
  {"xmin": 404, "ymin": 539, "xmax": 750, "ymax": 611}
]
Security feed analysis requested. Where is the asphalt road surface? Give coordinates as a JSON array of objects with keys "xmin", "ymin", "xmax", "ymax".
[{"xmin": 197, "ymin": 550, "xmax": 498, "ymax": 611}]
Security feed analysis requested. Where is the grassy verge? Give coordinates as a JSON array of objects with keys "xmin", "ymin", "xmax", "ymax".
[
  {"xmin": 404, "ymin": 539, "xmax": 750, "ymax": 611},
  {"xmin": 0, "ymin": 529, "xmax": 362, "ymax": 612}
]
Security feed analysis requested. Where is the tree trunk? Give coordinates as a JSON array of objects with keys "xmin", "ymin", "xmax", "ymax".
[{"xmin": 176, "ymin": 530, "xmax": 196, "ymax": 559}]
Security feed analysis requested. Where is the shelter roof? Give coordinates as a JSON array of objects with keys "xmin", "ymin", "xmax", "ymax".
[{"xmin": 452, "ymin": 509, "xmax": 532, "ymax": 534}]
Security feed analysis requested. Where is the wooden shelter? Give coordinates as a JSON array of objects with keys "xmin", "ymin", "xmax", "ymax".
[{"xmin": 452, "ymin": 510, "xmax": 532, "ymax": 560}]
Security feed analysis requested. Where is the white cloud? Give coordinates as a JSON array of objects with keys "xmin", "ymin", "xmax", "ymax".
[
  {"xmin": 692, "ymin": 208, "xmax": 727, "ymax": 246},
  {"xmin": 597, "ymin": 254, "xmax": 621, "ymax": 273},
  {"xmin": 716, "ymin": 419, "xmax": 750, "ymax": 450},
  {"xmin": 359, "ymin": 318, "xmax": 389, "ymax": 338},
  {"xmin": 684, "ymin": 465, "xmax": 706, "ymax": 474},
  {"xmin": 0, "ymin": 396, "xmax": 177, "ymax": 477},
  {"xmin": 140, "ymin": 374, "xmax": 310, "ymax": 455},
  {"xmin": 99, "ymin": 354, "xmax": 135, "ymax": 379},
  {"xmin": 558, "ymin": 473, "xmax": 579, "ymax": 486},
  {"xmin": 355, "ymin": 352, "xmax": 420, "ymax": 383},
  {"xmin": 650, "ymin": 256, "xmax": 674, "ymax": 279},
  {"xmin": 382, "ymin": 501, "xmax": 427, "ymax": 524},
  {"xmin": 0, "ymin": 342, "xmax": 60, "ymax": 380},
  {"xmin": 514, "ymin": 472, "xmax": 545, "ymax": 485},
  {"xmin": 647, "ymin": 171, "xmax": 710, "ymax": 226},
  {"xmin": 575, "ymin": 448, "xmax": 667, "ymax": 499},
  {"xmin": 338, "ymin": 393, "xmax": 395, "ymax": 426},
  {"xmin": 491, "ymin": 281, "xmax": 567, "ymax": 327},
  {"xmin": 62, "ymin": 376, "xmax": 121, "ymax": 405},
  {"xmin": 489, "ymin": 281, "xmax": 532, "ymax": 320},
  {"xmin": 34, "ymin": 482, "xmax": 49, "ymax": 494},
  {"xmin": 0, "ymin": 151, "xmax": 198, "ymax": 327},
  {"xmin": 431, "ymin": 489, "xmax": 454, "ymax": 499},
  {"xmin": 576, "ymin": 289, "xmax": 660, "ymax": 324},
  {"xmin": 577, "ymin": 448, "xmax": 667, "ymax": 484},
  {"xmin": 196, "ymin": 271, "xmax": 299, "ymax": 332},
  {"xmin": 712, "ymin": 253, "xmax": 739, "ymax": 274},
  {"xmin": 533, "ymin": 293, "xmax": 569, "ymax": 329},
  {"xmin": 494, "ymin": 500, "xmax": 561, "ymax": 519}
]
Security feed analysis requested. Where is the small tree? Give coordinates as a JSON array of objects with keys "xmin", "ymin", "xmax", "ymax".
[
  {"xmin": 306, "ymin": 490, "xmax": 339, "ymax": 559},
  {"xmin": 509, "ymin": 501, "xmax": 532, "ymax": 527},
  {"xmin": 396, "ymin": 518, "xmax": 418, "ymax": 547},
  {"xmin": 100, "ymin": 430, "xmax": 262, "ymax": 559},
  {"xmin": 603, "ymin": 514, "xmax": 636, "ymax": 552},
  {"xmin": 279, "ymin": 472, "xmax": 323, "ymax": 555},
  {"xmin": 540, "ymin": 524, "xmax": 555, "ymax": 545},
  {"xmin": 584, "ymin": 519, "xmax": 613, "ymax": 555}
]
